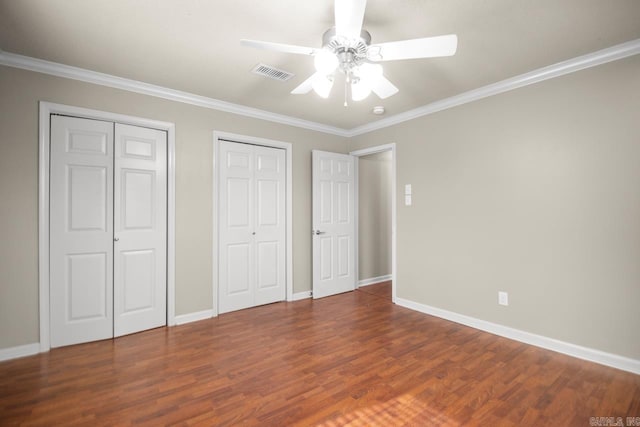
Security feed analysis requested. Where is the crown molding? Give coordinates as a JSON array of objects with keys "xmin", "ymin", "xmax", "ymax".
[
  {"xmin": 347, "ymin": 38, "xmax": 640, "ymax": 137},
  {"xmin": 0, "ymin": 50, "xmax": 351, "ymax": 137},
  {"xmin": 2, "ymin": 38, "xmax": 639, "ymax": 138}
]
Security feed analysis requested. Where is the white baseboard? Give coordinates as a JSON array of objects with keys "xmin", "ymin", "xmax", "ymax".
[
  {"xmin": 358, "ymin": 275, "xmax": 392, "ymax": 287},
  {"xmin": 0, "ymin": 342, "xmax": 40, "ymax": 362},
  {"xmin": 395, "ymin": 297, "xmax": 640, "ymax": 375},
  {"xmin": 174, "ymin": 309, "xmax": 215, "ymax": 326},
  {"xmin": 291, "ymin": 291, "xmax": 312, "ymax": 301}
]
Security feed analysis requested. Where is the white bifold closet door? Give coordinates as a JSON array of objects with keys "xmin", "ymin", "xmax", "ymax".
[
  {"xmin": 219, "ymin": 141, "xmax": 286, "ymax": 314},
  {"xmin": 50, "ymin": 115, "xmax": 167, "ymax": 348},
  {"xmin": 113, "ymin": 123, "xmax": 167, "ymax": 337}
]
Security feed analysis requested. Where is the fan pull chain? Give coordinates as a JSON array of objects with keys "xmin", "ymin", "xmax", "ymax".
[{"xmin": 344, "ymin": 74, "xmax": 349, "ymax": 107}]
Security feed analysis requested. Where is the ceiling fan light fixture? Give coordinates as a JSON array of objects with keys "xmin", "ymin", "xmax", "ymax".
[
  {"xmin": 312, "ymin": 74, "xmax": 334, "ymax": 98},
  {"xmin": 348, "ymin": 63, "xmax": 382, "ymax": 101},
  {"xmin": 314, "ymin": 50, "xmax": 339, "ymax": 74},
  {"xmin": 242, "ymin": 0, "xmax": 458, "ymax": 105},
  {"xmin": 351, "ymin": 78, "xmax": 371, "ymax": 101}
]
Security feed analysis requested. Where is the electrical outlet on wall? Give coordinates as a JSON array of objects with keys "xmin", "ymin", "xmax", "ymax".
[{"xmin": 498, "ymin": 291, "xmax": 509, "ymax": 306}]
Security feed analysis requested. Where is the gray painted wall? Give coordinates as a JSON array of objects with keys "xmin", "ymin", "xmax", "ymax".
[
  {"xmin": 349, "ymin": 55, "xmax": 640, "ymax": 359},
  {"xmin": 2, "ymin": 54, "xmax": 639, "ymax": 360}
]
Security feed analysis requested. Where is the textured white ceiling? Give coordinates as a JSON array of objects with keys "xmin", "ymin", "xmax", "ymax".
[{"xmin": 1, "ymin": 0, "xmax": 639, "ymax": 129}]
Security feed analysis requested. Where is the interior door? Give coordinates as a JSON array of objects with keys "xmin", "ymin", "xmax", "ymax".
[
  {"xmin": 219, "ymin": 141, "xmax": 286, "ymax": 313},
  {"xmin": 312, "ymin": 150, "xmax": 356, "ymax": 299},
  {"xmin": 253, "ymin": 145, "xmax": 286, "ymax": 306},
  {"xmin": 50, "ymin": 115, "xmax": 114, "ymax": 347},
  {"xmin": 113, "ymin": 124, "xmax": 167, "ymax": 336}
]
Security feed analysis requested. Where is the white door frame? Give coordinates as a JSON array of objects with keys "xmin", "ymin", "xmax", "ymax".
[
  {"xmin": 350, "ymin": 143, "xmax": 397, "ymax": 303},
  {"xmin": 38, "ymin": 101, "xmax": 176, "ymax": 352},
  {"xmin": 212, "ymin": 131, "xmax": 293, "ymax": 316}
]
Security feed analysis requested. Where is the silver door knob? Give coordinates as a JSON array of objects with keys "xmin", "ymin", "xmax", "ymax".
[
  {"xmin": 252, "ymin": 231, "xmax": 256, "ymax": 235},
  {"xmin": 314, "ymin": 230, "xmax": 325, "ymax": 235},
  {"xmin": 114, "ymin": 237, "xmax": 119, "ymax": 241}
]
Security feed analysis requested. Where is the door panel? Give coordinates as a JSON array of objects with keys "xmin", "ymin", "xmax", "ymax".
[
  {"xmin": 67, "ymin": 130, "xmax": 108, "ymax": 155},
  {"xmin": 257, "ymin": 179, "xmax": 278, "ymax": 226},
  {"xmin": 227, "ymin": 178, "xmax": 251, "ymax": 227},
  {"xmin": 50, "ymin": 116, "xmax": 114, "ymax": 347},
  {"xmin": 312, "ymin": 150, "xmax": 355, "ymax": 299},
  {"xmin": 257, "ymin": 153, "xmax": 278, "ymax": 172},
  {"xmin": 114, "ymin": 123, "xmax": 167, "ymax": 337},
  {"xmin": 227, "ymin": 243, "xmax": 251, "ymax": 294},
  {"xmin": 227, "ymin": 150, "xmax": 250, "ymax": 169},
  {"xmin": 219, "ymin": 141, "xmax": 286, "ymax": 313},
  {"xmin": 320, "ymin": 237, "xmax": 332, "ymax": 280},
  {"xmin": 320, "ymin": 180, "xmax": 333, "ymax": 224},
  {"xmin": 121, "ymin": 249, "xmax": 155, "ymax": 312},
  {"xmin": 68, "ymin": 166, "xmax": 108, "ymax": 231},
  {"xmin": 337, "ymin": 236, "xmax": 350, "ymax": 277},
  {"xmin": 337, "ymin": 181, "xmax": 350, "ymax": 223},
  {"xmin": 257, "ymin": 241, "xmax": 278, "ymax": 289},
  {"xmin": 122, "ymin": 170, "xmax": 155, "ymax": 229},
  {"xmin": 123, "ymin": 137, "xmax": 155, "ymax": 158},
  {"xmin": 67, "ymin": 252, "xmax": 108, "ymax": 320}
]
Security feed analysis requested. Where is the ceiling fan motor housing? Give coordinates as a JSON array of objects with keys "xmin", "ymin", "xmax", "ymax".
[{"xmin": 322, "ymin": 27, "xmax": 371, "ymax": 70}]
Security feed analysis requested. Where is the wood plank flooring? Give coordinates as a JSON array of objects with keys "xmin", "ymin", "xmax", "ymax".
[
  {"xmin": 1, "ymin": 288, "xmax": 638, "ymax": 426},
  {"xmin": 358, "ymin": 281, "xmax": 392, "ymax": 300}
]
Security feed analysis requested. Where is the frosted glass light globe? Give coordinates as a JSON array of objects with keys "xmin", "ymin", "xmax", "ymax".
[
  {"xmin": 312, "ymin": 74, "xmax": 334, "ymax": 98},
  {"xmin": 314, "ymin": 50, "xmax": 339, "ymax": 74}
]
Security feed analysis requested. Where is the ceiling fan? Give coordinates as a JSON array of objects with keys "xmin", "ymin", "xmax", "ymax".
[{"xmin": 241, "ymin": 0, "xmax": 457, "ymax": 105}]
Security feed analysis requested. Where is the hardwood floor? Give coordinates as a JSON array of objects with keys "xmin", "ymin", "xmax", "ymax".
[
  {"xmin": 358, "ymin": 280, "xmax": 392, "ymax": 300},
  {"xmin": 1, "ymin": 290, "xmax": 638, "ymax": 426}
]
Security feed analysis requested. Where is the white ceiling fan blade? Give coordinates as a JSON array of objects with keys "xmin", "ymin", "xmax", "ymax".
[
  {"xmin": 241, "ymin": 39, "xmax": 318, "ymax": 56},
  {"xmin": 369, "ymin": 34, "xmax": 458, "ymax": 61},
  {"xmin": 291, "ymin": 73, "xmax": 318, "ymax": 94},
  {"xmin": 371, "ymin": 75, "xmax": 399, "ymax": 99},
  {"xmin": 335, "ymin": 0, "xmax": 367, "ymax": 40}
]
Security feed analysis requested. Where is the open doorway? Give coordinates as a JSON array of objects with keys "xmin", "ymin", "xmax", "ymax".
[{"xmin": 351, "ymin": 144, "xmax": 396, "ymax": 302}]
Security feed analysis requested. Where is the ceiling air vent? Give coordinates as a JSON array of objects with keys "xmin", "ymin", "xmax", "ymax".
[{"xmin": 251, "ymin": 63, "xmax": 294, "ymax": 82}]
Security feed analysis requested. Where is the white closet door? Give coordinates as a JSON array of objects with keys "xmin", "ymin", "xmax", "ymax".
[
  {"xmin": 253, "ymin": 145, "xmax": 286, "ymax": 306},
  {"xmin": 50, "ymin": 116, "xmax": 114, "ymax": 348},
  {"xmin": 312, "ymin": 150, "xmax": 355, "ymax": 299},
  {"xmin": 219, "ymin": 141, "xmax": 255, "ymax": 313},
  {"xmin": 219, "ymin": 141, "xmax": 286, "ymax": 314},
  {"xmin": 113, "ymin": 124, "xmax": 167, "ymax": 336}
]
